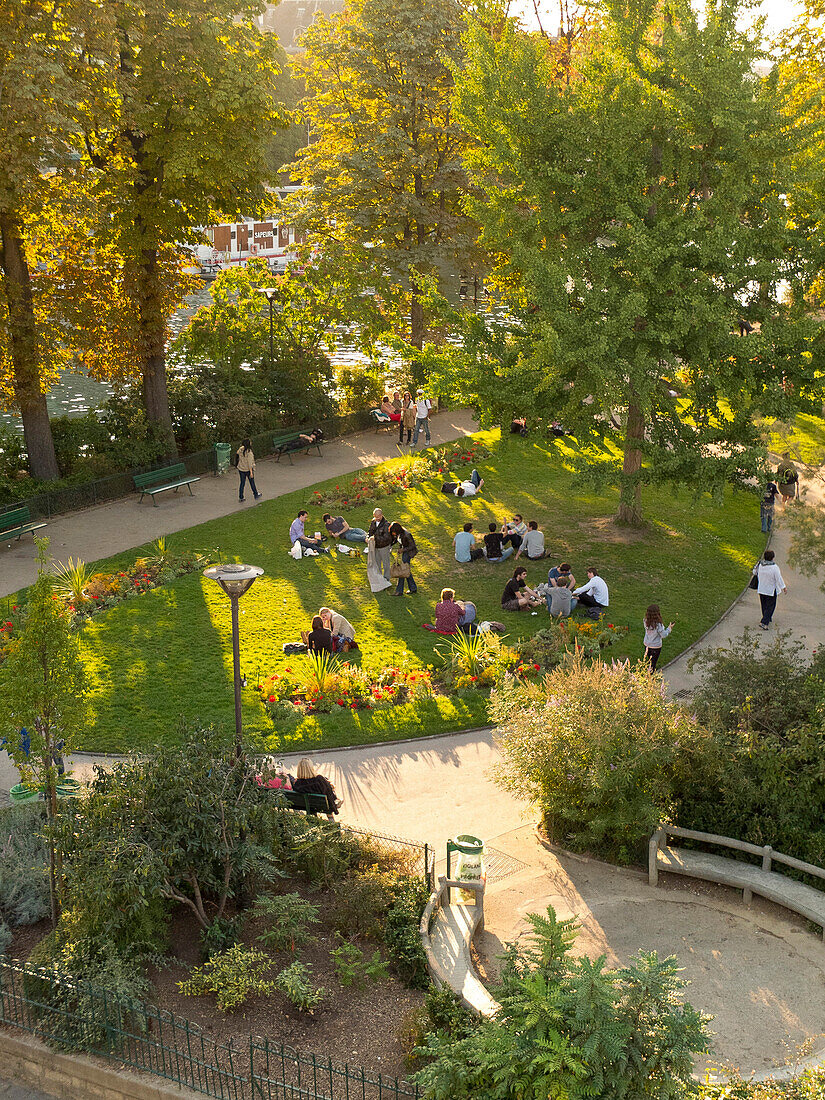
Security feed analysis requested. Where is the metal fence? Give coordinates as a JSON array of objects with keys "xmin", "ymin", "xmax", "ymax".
[
  {"xmin": 0, "ymin": 958, "xmax": 421, "ymax": 1100},
  {"xmin": 338, "ymin": 823, "xmax": 433, "ymax": 890},
  {"xmin": 0, "ymin": 409, "xmax": 374, "ymax": 523}
]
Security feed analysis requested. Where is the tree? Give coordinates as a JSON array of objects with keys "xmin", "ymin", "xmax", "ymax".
[
  {"xmin": 439, "ymin": 0, "xmax": 823, "ymax": 524},
  {"xmin": 0, "ymin": 0, "xmax": 101, "ymax": 479},
  {"xmin": 287, "ymin": 0, "xmax": 476, "ymax": 352},
  {"xmin": 0, "ymin": 538, "xmax": 87, "ymax": 926},
  {"xmin": 414, "ymin": 904, "xmax": 710, "ymax": 1100},
  {"xmin": 81, "ymin": 0, "xmax": 285, "ymax": 453},
  {"xmin": 54, "ymin": 733, "xmax": 279, "ymax": 950}
]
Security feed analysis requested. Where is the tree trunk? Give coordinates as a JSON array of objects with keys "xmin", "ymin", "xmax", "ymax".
[
  {"xmin": 617, "ymin": 401, "xmax": 645, "ymax": 526},
  {"xmin": 137, "ymin": 245, "xmax": 177, "ymax": 458},
  {"xmin": 0, "ymin": 213, "xmax": 60, "ymax": 480},
  {"xmin": 410, "ymin": 289, "xmax": 424, "ymax": 351}
]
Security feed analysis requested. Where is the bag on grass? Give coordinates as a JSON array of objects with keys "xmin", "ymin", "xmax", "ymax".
[
  {"xmin": 282, "ymin": 642, "xmax": 308, "ymax": 655},
  {"xmin": 290, "ymin": 541, "xmax": 303, "ymax": 560}
]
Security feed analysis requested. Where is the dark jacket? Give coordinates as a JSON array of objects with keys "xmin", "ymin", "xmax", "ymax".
[
  {"xmin": 293, "ymin": 774, "xmax": 339, "ymax": 813},
  {"xmin": 394, "ymin": 528, "xmax": 418, "ymax": 557},
  {"xmin": 368, "ymin": 516, "xmax": 392, "ymax": 548}
]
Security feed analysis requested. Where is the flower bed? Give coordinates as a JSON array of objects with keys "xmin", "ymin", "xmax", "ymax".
[
  {"xmin": 308, "ymin": 439, "xmax": 491, "ymax": 510},
  {"xmin": 258, "ymin": 659, "xmax": 435, "ymax": 719}
]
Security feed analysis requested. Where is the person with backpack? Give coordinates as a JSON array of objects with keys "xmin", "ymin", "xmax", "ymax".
[{"xmin": 233, "ymin": 439, "xmax": 261, "ymax": 502}]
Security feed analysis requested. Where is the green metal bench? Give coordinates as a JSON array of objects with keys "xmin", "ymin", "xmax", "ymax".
[
  {"xmin": 272, "ymin": 431, "xmax": 325, "ymax": 465},
  {"xmin": 264, "ymin": 786, "xmax": 336, "ymax": 818},
  {"xmin": 0, "ymin": 505, "xmax": 48, "ymax": 542},
  {"xmin": 133, "ymin": 463, "xmax": 200, "ymax": 505}
]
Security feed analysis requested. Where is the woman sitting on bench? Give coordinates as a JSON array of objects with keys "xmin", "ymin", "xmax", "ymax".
[{"xmin": 292, "ymin": 758, "xmax": 341, "ymax": 813}]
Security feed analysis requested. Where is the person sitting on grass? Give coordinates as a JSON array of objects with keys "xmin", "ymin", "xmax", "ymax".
[
  {"xmin": 501, "ymin": 566, "xmax": 544, "ymax": 611},
  {"xmin": 323, "ymin": 512, "xmax": 367, "ymax": 543},
  {"xmin": 319, "ymin": 606, "xmax": 357, "ymax": 652},
  {"xmin": 304, "ymin": 615, "xmax": 333, "ymax": 654},
  {"xmin": 434, "ymin": 588, "xmax": 476, "ymax": 634},
  {"xmin": 548, "ymin": 561, "xmax": 575, "ymax": 589},
  {"xmin": 289, "ymin": 510, "xmax": 328, "ymax": 553},
  {"xmin": 293, "ymin": 758, "xmax": 341, "ymax": 816},
  {"xmin": 484, "ymin": 522, "xmax": 514, "ymax": 562},
  {"xmin": 501, "ymin": 514, "xmax": 528, "ymax": 551},
  {"xmin": 515, "ymin": 520, "xmax": 545, "ymax": 560},
  {"xmin": 441, "ymin": 469, "xmax": 484, "ymax": 497},
  {"xmin": 573, "ymin": 567, "xmax": 609, "ymax": 613},
  {"xmin": 454, "ymin": 521, "xmax": 485, "ymax": 562}
]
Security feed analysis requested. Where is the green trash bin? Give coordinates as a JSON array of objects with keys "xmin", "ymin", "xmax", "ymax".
[
  {"xmin": 448, "ymin": 835, "xmax": 485, "ymax": 902},
  {"xmin": 215, "ymin": 443, "xmax": 231, "ymax": 476}
]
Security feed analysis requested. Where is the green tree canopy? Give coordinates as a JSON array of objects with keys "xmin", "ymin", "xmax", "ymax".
[
  {"xmin": 435, "ymin": 0, "xmax": 823, "ymax": 523},
  {"xmin": 286, "ymin": 0, "xmax": 476, "ymax": 351}
]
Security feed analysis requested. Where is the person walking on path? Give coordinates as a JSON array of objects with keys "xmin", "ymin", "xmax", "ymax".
[
  {"xmin": 413, "ymin": 390, "xmax": 432, "ymax": 447},
  {"xmin": 389, "ymin": 521, "xmax": 418, "ymax": 595},
  {"xmin": 368, "ymin": 508, "xmax": 393, "ymax": 580},
  {"xmin": 777, "ymin": 453, "xmax": 799, "ymax": 506},
  {"xmin": 643, "ymin": 604, "xmax": 674, "ymax": 671},
  {"xmin": 761, "ymin": 482, "xmax": 779, "ymax": 533},
  {"xmin": 235, "ymin": 439, "xmax": 262, "ymax": 502},
  {"xmin": 753, "ymin": 549, "xmax": 786, "ymax": 629}
]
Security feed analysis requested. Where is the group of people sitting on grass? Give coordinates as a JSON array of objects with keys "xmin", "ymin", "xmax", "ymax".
[
  {"xmin": 453, "ymin": 515, "xmax": 546, "ymax": 563},
  {"xmin": 300, "ymin": 606, "xmax": 358, "ymax": 654}
]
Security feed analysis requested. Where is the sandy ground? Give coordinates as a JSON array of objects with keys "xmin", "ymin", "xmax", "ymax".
[{"xmin": 479, "ymin": 827, "xmax": 825, "ymax": 1078}]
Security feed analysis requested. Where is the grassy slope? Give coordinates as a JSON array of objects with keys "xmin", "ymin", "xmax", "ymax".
[
  {"xmin": 66, "ymin": 430, "xmax": 763, "ymax": 753},
  {"xmin": 761, "ymin": 411, "xmax": 825, "ymax": 466}
]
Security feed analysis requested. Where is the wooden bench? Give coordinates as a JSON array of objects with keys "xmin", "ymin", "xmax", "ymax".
[
  {"xmin": 649, "ymin": 824, "xmax": 825, "ymax": 941},
  {"xmin": 265, "ymin": 787, "xmax": 337, "ymax": 818},
  {"xmin": 0, "ymin": 505, "xmax": 48, "ymax": 543},
  {"xmin": 272, "ymin": 432, "xmax": 325, "ymax": 464},
  {"xmin": 133, "ymin": 463, "xmax": 200, "ymax": 505}
]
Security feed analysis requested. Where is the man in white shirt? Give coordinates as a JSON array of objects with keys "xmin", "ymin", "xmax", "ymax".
[
  {"xmin": 413, "ymin": 391, "xmax": 432, "ymax": 446},
  {"xmin": 573, "ymin": 568, "xmax": 609, "ymax": 612},
  {"xmin": 753, "ymin": 549, "xmax": 786, "ymax": 629}
]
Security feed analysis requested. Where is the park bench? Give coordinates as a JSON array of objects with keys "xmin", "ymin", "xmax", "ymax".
[
  {"xmin": 272, "ymin": 431, "xmax": 325, "ymax": 464},
  {"xmin": 133, "ymin": 463, "xmax": 200, "ymax": 505},
  {"xmin": 264, "ymin": 787, "xmax": 337, "ymax": 819},
  {"xmin": 0, "ymin": 505, "xmax": 48, "ymax": 543},
  {"xmin": 370, "ymin": 408, "xmax": 395, "ymax": 433},
  {"xmin": 649, "ymin": 824, "xmax": 825, "ymax": 941}
]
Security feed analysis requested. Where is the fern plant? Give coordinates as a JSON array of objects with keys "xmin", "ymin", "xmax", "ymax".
[
  {"xmin": 273, "ymin": 961, "xmax": 326, "ymax": 1012},
  {"xmin": 253, "ymin": 892, "xmax": 320, "ymax": 952}
]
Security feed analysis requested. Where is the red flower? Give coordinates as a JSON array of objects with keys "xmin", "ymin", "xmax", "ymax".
[
  {"xmin": 268, "ymin": 695, "xmax": 276, "ymax": 702},
  {"xmin": 534, "ymin": 663, "xmax": 540, "ymax": 670},
  {"xmin": 350, "ymin": 702, "xmax": 357, "ymax": 709},
  {"xmin": 608, "ymin": 624, "xmax": 614, "ymax": 629}
]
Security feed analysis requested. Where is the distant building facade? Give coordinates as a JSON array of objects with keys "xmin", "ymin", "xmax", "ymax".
[{"xmin": 256, "ymin": 0, "xmax": 345, "ymax": 53}]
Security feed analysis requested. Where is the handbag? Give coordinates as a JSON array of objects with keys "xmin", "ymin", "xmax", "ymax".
[
  {"xmin": 390, "ymin": 555, "xmax": 411, "ymax": 579},
  {"xmin": 748, "ymin": 563, "xmax": 760, "ymax": 590}
]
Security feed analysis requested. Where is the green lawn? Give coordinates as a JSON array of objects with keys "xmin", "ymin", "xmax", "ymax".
[
  {"xmin": 60, "ymin": 430, "xmax": 763, "ymax": 753},
  {"xmin": 760, "ymin": 411, "xmax": 825, "ymax": 466}
]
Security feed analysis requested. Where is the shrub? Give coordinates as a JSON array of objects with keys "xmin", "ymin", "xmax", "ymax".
[
  {"xmin": 492, "ymin": 652, "xmax": 710, "ymax": 863},
  {"xmin": 273, "ymin": 961, "xmax": 326, "ymax": 1012},
  {"xmin": 384, "ymin": 878, "xmax": 429, "ymax": 988},
  {"xmin": 333, "ymin": 867, "xmax": 401, "ymax": 939},
  {"xmin": 330, "ymin": 935, "xmax": 389, "ymax": 988},
  {"xmin": 0, "ymin": 804, "xmax": 50, "ymax": 928},
  {"xmin": 689, "ymin": 630, "xmax": 820, "ymax": 736},
  {"xmin": 253, "ymin": 893, "xmax": 320, "ymax": 952},
  {"xmin": 0, "ymin": 921, "xmax": 11, "ymax": 955},
  {"xmin": 178, "ymin": 943, "xmax": 275, "ymax": 1012},
  {"xmin": 199, "ymin": 916, "xmax": 241, "ymax": 960},
  {"xmin": 413, "ymin": 905, "xmax": 710, "ymax": 1100},
  {"xmin": 398, "ymin": 988, "xmax": 477, "ymax": 1069}
]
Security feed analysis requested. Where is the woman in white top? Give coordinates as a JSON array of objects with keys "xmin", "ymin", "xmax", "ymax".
[
  {"xmin": 753, "ymin": 549, "xmax": 786, "ymax": 629},
  {"xmin": 236, "ymin": 438, "xmax": 261, "ymax": 502},
  {"xmin": 642, "ymin": 604, "xmax": 673, "ymax": 671}
]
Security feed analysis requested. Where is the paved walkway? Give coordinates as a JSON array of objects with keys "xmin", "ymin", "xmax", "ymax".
[
  {"xmin": 0, "ymin": 1082, "xmax": 53, "ymax": 1100},
  {"xmin": 0, "ymin": 409, "xmax": 480, "ymax": 599}
]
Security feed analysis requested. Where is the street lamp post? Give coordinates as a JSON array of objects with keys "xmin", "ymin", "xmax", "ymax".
[
  {"xmin": 256, "ymin": 286, "xmax": 279, "ymax": 367},
  {"xmin": 204, "ymin": 563, "xmax": 264, "ymax": 755}
]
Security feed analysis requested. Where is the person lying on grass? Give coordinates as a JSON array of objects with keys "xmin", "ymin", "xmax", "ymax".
[
  {"xmin": 441, "ymin": 468, "xmax": 484, "ymax": 497},
  {"xmin": 323, "ymin": 512, "xmax": 367, "ymax": 543},
  {"xmin": 501, "ymin": 566, "xmax": 544, "ymax": 611}
]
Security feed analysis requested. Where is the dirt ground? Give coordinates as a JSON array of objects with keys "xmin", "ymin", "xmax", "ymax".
[
  {"xmin": 479, "ymin": 826, "xmax": 825, "ymax": 1078},
  {"xmin": 6, "ymin": 887, "xmax": 424, "ymax": 1085}
]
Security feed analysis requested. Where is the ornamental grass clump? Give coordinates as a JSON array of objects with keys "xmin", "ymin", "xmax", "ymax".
[{"xmin": 491, "ymin": 652, "xmax": 710, "ymax": 863}]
